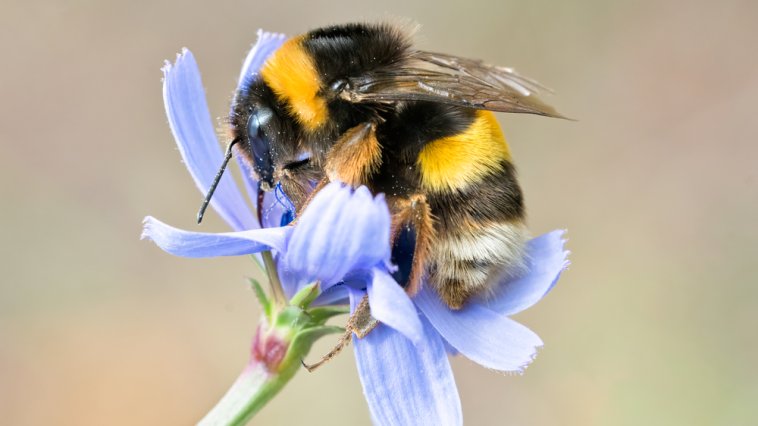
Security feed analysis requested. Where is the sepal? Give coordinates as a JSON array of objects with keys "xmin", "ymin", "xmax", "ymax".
[
  {"xmin": 289, "ymin": 282, "xmax": 320, "ymax": 309},
  {"xmin": 289, "ymin": 325, "xmax": 345, "ymax": 357},
  {"xmin": 307, "ymin": 305, "xmax": 350, "ymax": 324},
  {"xmin": 248, "ymin": 277, "xmax": 272, "ymax": 323}
]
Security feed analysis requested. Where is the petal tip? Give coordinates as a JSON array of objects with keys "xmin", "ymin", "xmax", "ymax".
[
  {"xmin": 161, "ymin": 60, "xmax": 172, "ymax": 74},
  {"xmin": 257, "ymin": 29, "xmax": 287, "ymax": 42},
  {"xmin": 162, "ymin": 47, "xmax": 192, "ymax": 75},
  {"xmin": 501, "ymin": 342, "xmax": 543, "ymax": 375},
  {"xmin": 354, "ymin": 185, "xmax": 371, "ymax": 198},
  {"xmin": 140, "ymin": 216, "xmax": 155, "ymax": 241},
  {"xmin": 373, "ymin": 192, "xmax": 386, "ymax": 205}
]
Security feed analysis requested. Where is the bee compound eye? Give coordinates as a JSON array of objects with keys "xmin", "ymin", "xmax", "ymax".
[
  {"xmin": 247, "ymin": 112, "xmax": 261, "ymax": 138},
  {"xmin": 329, "ymin": 79, "xmax": 348, "ymax": 93},
  {"xmin": 246, "ymin": 108, "xmax": 274, "ymax": 185},
  {"xmin": 247, "ymin": 107, "xmax": 273, "ymax": 138}
]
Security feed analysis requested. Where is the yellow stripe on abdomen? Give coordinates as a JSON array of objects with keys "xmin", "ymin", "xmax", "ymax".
[
  {"xmin": 417, "ymin": 111, "xmax": 511, "ymax": 193},
  {"xmin": 260, "ymin": 37, "xmax": 327, "ymax": 131}
]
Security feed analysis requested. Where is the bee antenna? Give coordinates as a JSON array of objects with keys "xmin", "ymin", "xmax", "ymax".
[{"xmin": 197, "ymin": 138, "xmax": 240, "ymax": 224}]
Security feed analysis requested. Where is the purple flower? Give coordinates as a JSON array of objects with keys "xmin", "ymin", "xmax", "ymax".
[{"xmin": 143, "ymin": 31, "xmax": 569, "ymax": 426}]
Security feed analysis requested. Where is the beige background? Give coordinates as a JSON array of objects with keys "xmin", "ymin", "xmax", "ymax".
[{"xmin": 1, "ymin": 0, "xmax": 757, "ymax": 425}]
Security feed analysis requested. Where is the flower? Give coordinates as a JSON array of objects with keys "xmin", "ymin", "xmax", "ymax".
[{"xmin": 143, "ymin": 31, "xmax": 569, "ymax": 426}]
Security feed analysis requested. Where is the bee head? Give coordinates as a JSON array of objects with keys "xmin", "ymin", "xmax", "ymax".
[{"xmin": 231, "ymin": 81, "xmax": 299, "ymax": 192}]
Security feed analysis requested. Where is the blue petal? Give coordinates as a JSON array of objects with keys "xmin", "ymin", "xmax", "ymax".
[
  {"xmin": 312, "ymin": 285, "xmax": 349, "ymax": 306},
  {"xmin": 261, "ymin": 190, "xmax": 287, "ymax": 229},
  {"xmin": 282, "ymin": 183, "xmax": 391, "ymax": 288},
  {"xmin": 351, "ymin": 291, "xmax": 462, "ymax": 426},
  {"xmin": 276, "ymin": 255, "xmax": 298, "ymax": 299},
  {"xmin": 236, "ymin": 30, "xmax": 286, "ymax": 92},
  {"xmin": 477, "ymin": 230, "xmax": 569, "ymax": 315},
  {"xmin": 234, "ymin": 156, "xmax": 261, "ymax": 223},
  {"xmin": 162, "ymin": 49, "xmax": 257, "ymax": 231},
  {"xmin": 141, "ymin": 216, "xmax": 288, "ymax": 258},
  {"xmin": 233, "ymin": 31, "xmax": 287, "ymax": 208},
  {"xmin": 415, "ymin": 286, "xmax": 543, "ymax": 373},
  {"xmin": 441, "ymin": 336, "xmax": 460, "ymax": 357},
  {"xmin": 366, "ymin": 268, "xmax": 423, "ymax": 344}
]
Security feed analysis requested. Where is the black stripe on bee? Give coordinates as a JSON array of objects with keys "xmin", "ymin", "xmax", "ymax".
[
  {"xmin": 427, "ymin": 160, "xmax": 525, "ymax": 234},
  {"xmin": 370, "ymin": 102, "xmax": 478, "ymax": 197}
]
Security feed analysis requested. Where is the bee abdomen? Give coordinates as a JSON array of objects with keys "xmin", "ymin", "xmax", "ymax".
[
  {"xmin": 428, "ymin": 221, "xmax": 528, "ymax": 309},
  {"xmin": 422, "ymin": 138, "xmax": 528, "ymax": 308}
]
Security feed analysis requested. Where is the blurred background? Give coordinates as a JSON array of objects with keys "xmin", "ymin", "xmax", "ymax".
[{"xmin": 1, "ymin": 0, "xmax": 756, "ymax": 424}]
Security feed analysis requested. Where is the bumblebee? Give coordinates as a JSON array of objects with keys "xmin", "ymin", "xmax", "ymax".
[{"xmin": 200, "ymin": 23, "xmax": 563, "ymax": 311}]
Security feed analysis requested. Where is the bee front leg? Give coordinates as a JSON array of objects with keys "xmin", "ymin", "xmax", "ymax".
[
  {"xmin": 283, "ymin": 121, "xmax": 380, "ymax": 220},
  {"xmin": 276, "ymin": 160, "xmax": 325, "ymax": 214},
  {"xmin": 324, "ymin": 122, "xmax": 381, "ymax": 187}
]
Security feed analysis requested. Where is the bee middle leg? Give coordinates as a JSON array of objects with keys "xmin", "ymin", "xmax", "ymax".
[
  {"xmin": 302, "ymin": 294, "xmax": 377, "ymax": 372},
  {"xmin": 299, "ymin": 123, "xmax": 386, "ymax": 371},
  {"xmin": 300, "ymin": 197, "xmax": 433, "ymax": 372}
]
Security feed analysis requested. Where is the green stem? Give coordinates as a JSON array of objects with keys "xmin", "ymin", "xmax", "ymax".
[
  {"xmin": 197, "ymin": 355, "xmax": 301, "ymax": 426},
  {"xmin": 197, "ymin": 260, "xmax": 346, "ymax": 425}
]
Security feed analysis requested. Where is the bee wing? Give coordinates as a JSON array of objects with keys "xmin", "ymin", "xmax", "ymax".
[{"xmin": 341, "ymin": 50, "xmax": 565, "ymax": 118}]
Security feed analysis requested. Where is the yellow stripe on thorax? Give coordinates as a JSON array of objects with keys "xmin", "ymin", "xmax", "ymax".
[
  {"xmin": 260, "ymin": 36, "xmax": 327, "ymax": 131},
  {"xmin": 417, "ymin": 111, "xmax": 511, "ymax": 192}
]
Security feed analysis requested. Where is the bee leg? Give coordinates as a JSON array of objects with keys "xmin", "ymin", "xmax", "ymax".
[
  {"xmin": 301, "ymin": 328, "xmax": 352, "ymax": 372},
  {"xmin": 287, "ymin": 122, "xmax": 380, "ymax": 224},
  {"xmin": 302, "ymin": 295, "xmax": 378, "ymax": 372},
  {"xmin": 324, "ymin": 122, "xmax": 381, "ymax": 187},
  {"xmin": 301, "ymin": 123, "xmax": 385, "ymax": 371},
  {"xmin": 389, "ymin": 195, "xmax": 435, "ymax": 296},
  {"xmin": 348, "ymin": 294, "xmax": 380, "ymax": 339},
  {"xmin": 285, "ymin": 177, "xmax": 330, "ymax": 226},
  {"xmin": 279, "ymin": 169, "xmax": 323, "ymax": 212},
  {"xmin": 276, "ymin": 159, "xmax": 327, "ymax": 214}
]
